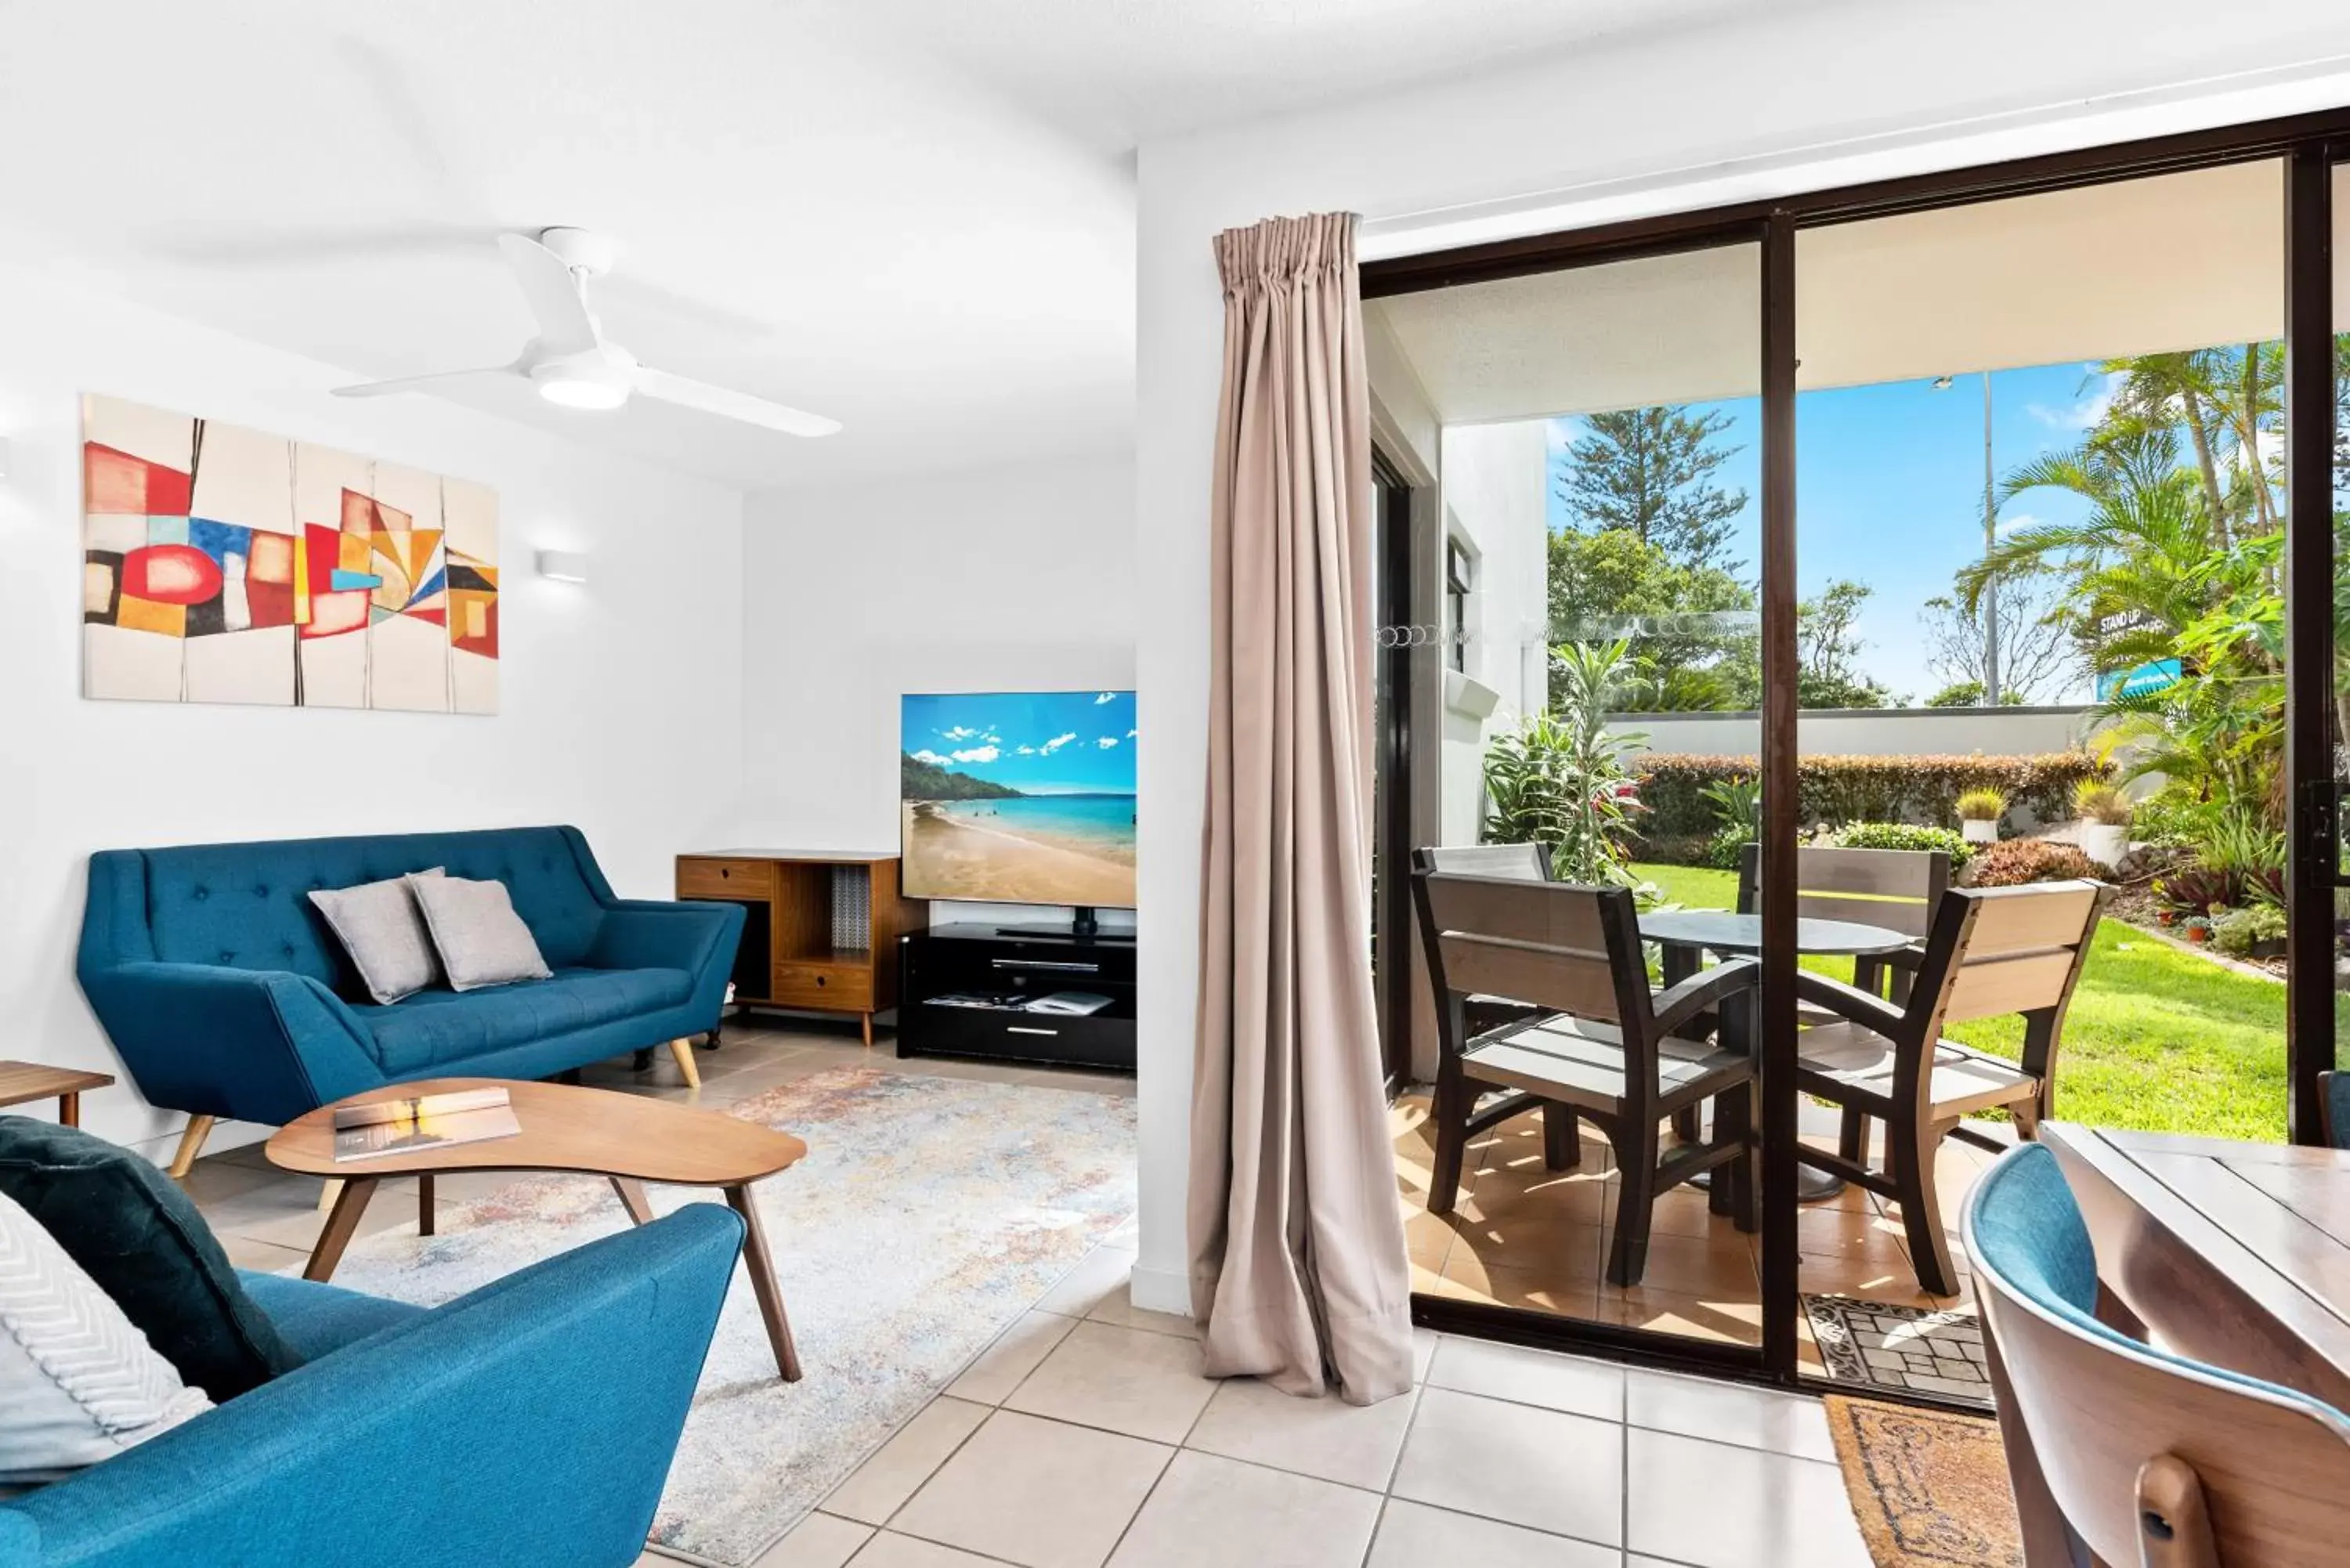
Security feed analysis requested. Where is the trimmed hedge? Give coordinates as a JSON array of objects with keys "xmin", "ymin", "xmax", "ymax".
[
  {"xmin": 1829, "ymin": 821, "xmax": 1974, "ymax": 868},
  {"xmin": 1633, "ymin": 752, "xmax": 2110, "ymax": 836}
]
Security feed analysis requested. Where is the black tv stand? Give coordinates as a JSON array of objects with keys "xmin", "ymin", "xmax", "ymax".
[
  {"xmin": 993, "ymin": 905, "xmax": 1131, "ymax": 943},
  {"xmin": 898, "ymin": 923, "xmax": 1137, "ymax": 1071}
]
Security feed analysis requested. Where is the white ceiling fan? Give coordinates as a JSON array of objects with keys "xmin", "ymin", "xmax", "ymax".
[{"xmin": 331, "ymin": 227, "xmax": 841, "ymax": 437}]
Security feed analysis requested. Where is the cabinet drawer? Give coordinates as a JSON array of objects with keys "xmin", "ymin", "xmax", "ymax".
[
  {"xmin": 772, "ymin": 961, "xmax": 873, "ymax": 1011},
  {"xmin": 678, "ymin": 858, "xmax": 773, "ymax": 898},
  {"xmin": 900, "ymin": 1005, "xmax": 1134, "ymax": 1071}
]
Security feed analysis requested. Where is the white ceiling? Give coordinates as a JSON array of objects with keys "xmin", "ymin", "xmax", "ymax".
[
  {"xmin": 0, "ymin": 0, "xmax": 1802, "ymax": 492},
  {"xmin": 1369, "ymin": 160, "xmax": 2333, "ymax": 425}
]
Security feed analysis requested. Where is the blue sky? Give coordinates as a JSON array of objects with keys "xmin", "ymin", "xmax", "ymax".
[
  {"xmin": 902, "ymin": 690, "xmax": 1137, "ymax": 794},
  {"xmin": 1544, "ymin": 361, "xmax": 2107, "ymax": 703}
]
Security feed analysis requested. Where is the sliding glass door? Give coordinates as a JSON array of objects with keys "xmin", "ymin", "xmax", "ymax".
[
  {"xmin": 1367, "ymin": 110, "xmax": 2350, "ymax": 1399},
  {"xmin": 1367, "ymin": 234, "xmax": 1780, "ymax": 1363}
]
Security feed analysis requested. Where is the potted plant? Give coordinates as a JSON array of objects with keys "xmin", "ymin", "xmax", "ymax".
[
  {"xmin": 2182, "ymin": 916, "xmax": 2214, "ymax": 944},
  {"xmin": 1955, "ymin": 787, "xmax": 2006, "ymax": 846},
  {"xmin": 2073, "ymin": 779, "xmax": 2132, "ymax": 869}
]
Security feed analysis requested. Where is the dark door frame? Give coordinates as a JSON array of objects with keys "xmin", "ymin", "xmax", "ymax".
[
  {"xmin": 1371, "ymin": 449, "xmax": 1421, "ymax": 1089},
  {"xmin": 2284, "ymin": 143, "xmax": 2338, "ymax": 1148},
  {"xmin": 1373, "ymin": 99, "xmax": 2350, "ymax": 1394}
]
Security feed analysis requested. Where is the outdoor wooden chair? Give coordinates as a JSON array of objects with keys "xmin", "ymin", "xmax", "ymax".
[
  {"xmin": 1966, "ymin": 1143, "xmax": 2350, "ymax": 1568},
  {"xmin": 1728, "ymin": 841, "xmax": 1953, "ymax": 1150},
  {"xmin": 1411, "ymin": 860, "xmax": 1760, "ymax": 1286},
  {"xmin": 1413, "ymin": 844, "xmax": 1585, "ymax": 1171},
  {"xmin": 1795, "ymin": 880, "xmax": 2108, "ymax": 1295},
  {"xmin": 1735, "ymin": 841, "xmax": 1950, "ymax": 1003}
]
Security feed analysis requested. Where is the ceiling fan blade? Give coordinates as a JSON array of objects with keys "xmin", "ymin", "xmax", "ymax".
[
  {"xmin": 330, "ymin": 366, "xmax": 515, "ymax": 398},
  {"xmin": 633, "ymin": 367, "xmax": 841, "ymax": 437},
  {"xmin": 497, "ymin": 232, "xmax": 600, "ymax": 356}
]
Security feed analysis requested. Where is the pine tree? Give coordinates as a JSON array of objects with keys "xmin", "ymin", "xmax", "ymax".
[{"xmin": 1554, "ymin": 406, "xmax": 1748, "ymax": 572}]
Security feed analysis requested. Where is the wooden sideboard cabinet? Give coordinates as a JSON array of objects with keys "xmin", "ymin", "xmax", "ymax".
[{"xmin": 674, "ymin": 850, "xmax": 926, "ymax": 1046}]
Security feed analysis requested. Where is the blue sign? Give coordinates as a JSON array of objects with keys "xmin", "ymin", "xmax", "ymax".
[{"xmin": 2095, "ymin": 658, "xmax": 2182, "ymax": 702}]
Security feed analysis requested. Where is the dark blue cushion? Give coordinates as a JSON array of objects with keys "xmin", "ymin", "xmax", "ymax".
[
  {"xmin": 240, "ymin": 1272, "xmax": 427, "ymax": 1361},
  {"xmin": 356, "ymin": 966, "xmax": 694, "ymax": 1075},
  {"xmin": 0, "ymin": 1118, "xmax": 299, "ymax": 1399},
  {"xmin": 135, "ymin": 827, "xmax": 612, "ymax": 999}
]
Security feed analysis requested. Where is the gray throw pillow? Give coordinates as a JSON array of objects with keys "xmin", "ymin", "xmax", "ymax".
[
  {"xmin": 407, "ymin": 874, "xmax": 552, "ymax": 992},
  {"xmin": 308, "ymin": 868, "xmax": 446, "ymax": 1005}
]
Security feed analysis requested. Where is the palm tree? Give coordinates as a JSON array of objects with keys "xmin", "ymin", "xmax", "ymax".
[{"xmin": 1954, "ymin": 427, "xmax": 2223, "ymax": 680}]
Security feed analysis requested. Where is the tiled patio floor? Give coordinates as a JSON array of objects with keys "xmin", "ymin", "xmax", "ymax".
[{"xmin": 1392, "ymin": 1090, "xmax": 1998, "ymax": 1371}]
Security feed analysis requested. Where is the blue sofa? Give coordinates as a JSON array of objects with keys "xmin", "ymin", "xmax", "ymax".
[
  {"xmin": 0, "ymin": 1204, "xmax": 743, "ymax": 1567},
  {"xmin": 78, "ymin": 826, "xmax": 745, "ymax": 1136}
]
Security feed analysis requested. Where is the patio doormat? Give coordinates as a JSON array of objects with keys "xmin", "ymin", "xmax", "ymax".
[
  {"xmin": 1824, "ymin": 1395, "xmax": 2020, "ymax": 1568},
  {"xmin": 1804, "ymin": 1294, "xmax": 1994, "ymax": 1411}
]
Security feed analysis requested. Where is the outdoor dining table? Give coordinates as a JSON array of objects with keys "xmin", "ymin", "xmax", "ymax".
[{"xmin": 1640, "ymin": 908, "xmax": 1914, "ymax": 1201}]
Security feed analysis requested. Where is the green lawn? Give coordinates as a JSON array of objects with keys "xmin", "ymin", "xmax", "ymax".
[{"xmin": 1634, "ymin": 862, "xmax": 2289, "ymax": 1143}]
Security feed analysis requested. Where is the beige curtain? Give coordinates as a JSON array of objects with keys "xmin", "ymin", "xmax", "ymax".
[{"xmin": 1186, "ymin": 211, "xmax": 1414, "ymax": 1405}]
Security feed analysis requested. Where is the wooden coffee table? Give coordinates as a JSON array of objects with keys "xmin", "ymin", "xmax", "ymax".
[{"xmin": 266, "ymin": 1078, "xmax": 809, "ymax": 1380}]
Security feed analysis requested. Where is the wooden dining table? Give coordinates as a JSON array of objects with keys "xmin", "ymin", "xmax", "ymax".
[{"xmin": 2040, "ymin": 1122, "xmax": 2350, "ymax": 1414}]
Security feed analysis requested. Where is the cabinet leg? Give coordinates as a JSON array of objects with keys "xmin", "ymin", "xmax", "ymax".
[{"xmin": 862, "ymin": 1012, "xmax": 873, "ymax": 1050}]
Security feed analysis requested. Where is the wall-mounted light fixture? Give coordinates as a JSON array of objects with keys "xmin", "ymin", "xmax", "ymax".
[{"xmin": 535, "ymin": 549, "xmax": 591, "ymax": 583}]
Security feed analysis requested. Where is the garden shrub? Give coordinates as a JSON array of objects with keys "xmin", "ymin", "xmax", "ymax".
[
  {"xmin": 1633, "ymin": 752, "xmax": 2110, "ymax": 836},
  {"xmin": 1703, "ymin": 826, "xmax": 1753, "ymax": 870},
  {"xmin": 2152, "ymin": 864, "xmax": 2240, "ymax": 912},
  {"xmin": 1966, "ymin": 837, "xmax": 2101, "ymax": 887},
  {"xmin": 2131, "ymin": 789, "xmax": 2214, "ymax": 849},
  {"xmin": 1637, "ymin": 833, "xmax": 1716, "ymax": 867},
  {"xmin": 2212, "ymin": 904, "xmax": 2287, "ymax": 957},
  {"xmin": 1828, "ymin": 821, "xmax": 1972, "ymax": 867}
]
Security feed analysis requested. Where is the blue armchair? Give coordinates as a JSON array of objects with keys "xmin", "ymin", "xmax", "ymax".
[
  {"xmin": 78, "ymin": 827, "xmax": 744, "ymax": 1167},
  {"xmin": 0, "ymin": 1203, "xmax": 743, "ymax": 1567}
]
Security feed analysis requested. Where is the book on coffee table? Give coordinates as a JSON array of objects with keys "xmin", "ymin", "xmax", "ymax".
[{"xmin": 333, "ymin": 1086, "xmax": 521, "ymax": 1162}]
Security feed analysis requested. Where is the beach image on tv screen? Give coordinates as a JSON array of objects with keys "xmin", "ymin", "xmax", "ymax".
[{"xmin": 900, "ymin": 690, "xmax": 1137, "ymax": 908}]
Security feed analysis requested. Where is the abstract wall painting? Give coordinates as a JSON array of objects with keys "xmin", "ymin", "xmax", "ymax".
[{"xmin": 81, "ymin": 394, "xmax": 500, "ymax": 714}]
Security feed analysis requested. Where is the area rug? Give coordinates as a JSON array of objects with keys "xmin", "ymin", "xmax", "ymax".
[
  {"xmin": 1824, "ymin": 1395, "xmax": 2021, "ymax": 1568},
  {"xmin": 1805, "ymin": 1293, "xmax": 1994, "ymax": 1411},
  {"xmin": 318, "ymin": 1067, "xmax": 1138, "ymax": 1566}
]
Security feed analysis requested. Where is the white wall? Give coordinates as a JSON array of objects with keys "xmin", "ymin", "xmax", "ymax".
[
  {"xmin": 1437, "ymin": 421, "xmax": 1550, "ymax": 846},
  {"xmin": 732, "ymin": 456, "xmax": 1137, "ymax": 930},
  {"xmin": 1132, "ymin": 3, "xmax": 2350, "ymax": 1314},
  {"xmin": 0, "ymin": 257, "xmax": 747, "ymax": 1162},
  {"xmin": 1633, "ymin": 706, "xmax": 2100, "ymax": 759}
]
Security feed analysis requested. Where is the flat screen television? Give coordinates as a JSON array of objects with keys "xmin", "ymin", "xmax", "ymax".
[{"xmin": 900, "ymin": 690, "xmax": 1136, "ymax": 938}]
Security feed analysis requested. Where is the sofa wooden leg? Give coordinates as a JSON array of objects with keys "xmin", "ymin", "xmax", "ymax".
[
  {"xmin": 167, "ymin": 1115, "xmax": 215, "ymax": 1180},
  {"xmin": 316, "ymin": 1177, "xmax": 345, "ymax": 1212},
  {"xmin": 668, "ymin": 1038, "xmax": 701, "ymax": 1089}
]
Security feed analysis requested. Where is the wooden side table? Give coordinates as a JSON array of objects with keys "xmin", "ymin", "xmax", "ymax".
[
  {"xmin": 0, "ymin": 1062, "xmax": 116, "ymax": 1127},
  {"xmin": 266, "ymin": 1077, "xmax": 810, "ymax": 1381},
  {"xmin": 674, "ymin": 850, "xmax": 926, "ymax": 1048}
]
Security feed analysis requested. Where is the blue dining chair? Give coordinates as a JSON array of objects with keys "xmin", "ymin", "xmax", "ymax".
[
  {"xmin": 2319, "ymin": 1071, "xmax": 2350, "ymax": 1149},
  {"xmin": 1965, "ymin": 1143, "xmax": 2350, "ymax": 1566}
]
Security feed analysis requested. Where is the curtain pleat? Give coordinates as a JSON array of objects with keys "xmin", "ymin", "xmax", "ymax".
[{"xmin": 1186, "ymin": 211, "xmax": 1413, "ymax": 1404}]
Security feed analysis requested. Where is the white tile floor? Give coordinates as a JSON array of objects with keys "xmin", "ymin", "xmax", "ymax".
[
  {"xmin": 182, "ymin": 1021, "xmax": 1870, "ymax": 1568},
  {"xmin": 763, "ymin": 1313, "xmax": 1873, "ymax": 1568}
]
